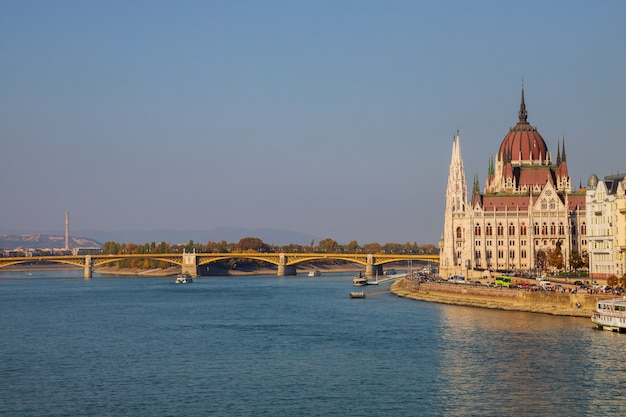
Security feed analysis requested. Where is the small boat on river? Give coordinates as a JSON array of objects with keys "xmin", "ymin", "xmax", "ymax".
[
  {"xmin": 353, "ymin": 273, "xmax": 368, "ymax": 287},
  {"xmin": 349, "ymin": 291, "xmax": 366, "ymax": 299},
  {"xmin": 307, "ymin": 269, "xmax": 321, "ymax": 277},
  {"xmin": 175, "ymin": 273, "xmax": 193, "ymax": 284},
  {"xmin": 592, "ymin": 297, "xmax": 626, "ymax": 332}
]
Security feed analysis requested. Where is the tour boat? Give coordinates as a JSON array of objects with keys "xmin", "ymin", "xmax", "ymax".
[
  {"xmin": 591, "ymin": 297, "xmax": 626, "ymax": 332},
  {"xmin": 352, "ymin": 273, "xmax": 368, "ymax": 287},
  {"xmin": 175, "ymin": 273, "xmax": 193, "ymax": 284},
  {"xmin": 307, "ymin": 270, "xmax": 321, "ymax": 277}
]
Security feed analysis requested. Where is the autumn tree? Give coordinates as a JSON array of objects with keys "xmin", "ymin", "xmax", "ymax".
[
  {"xmin": 317, "ymin": 238, "xmax": 339, "ymax": 253},
  {"xmin": 362, "ymin": 242, "xmax": 383, "ymax": 254},
  {"xmin": 546, "ymin": 247, "xmax": 564, "ymax": 271},
  {"xmin": 236, "ymin": 237, "xmax": 270, "ymax": 252}
]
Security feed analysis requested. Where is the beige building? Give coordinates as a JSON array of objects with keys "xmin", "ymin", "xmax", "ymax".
[
  {"xmin": 439, "ymin": 87, "xmax": 587, "ymax": 279},
  {"xmin": 586, "ymin": 173, "xmax": 626, "ymax": 279}
]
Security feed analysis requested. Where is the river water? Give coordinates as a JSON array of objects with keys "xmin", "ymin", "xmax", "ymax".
[{"xmin": 1, "ymin": 269, "xmax": 625, "ymax": 416}]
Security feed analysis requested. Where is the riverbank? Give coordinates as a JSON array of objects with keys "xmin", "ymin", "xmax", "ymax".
[{"xmin": 390, "ymin": 278, "xmax": 614, "ymax": 317}]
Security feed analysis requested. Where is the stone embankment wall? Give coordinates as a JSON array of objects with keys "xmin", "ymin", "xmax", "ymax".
[{"xmin": 390, "ymin": 279, "xmax": 615, "ymax": 317}]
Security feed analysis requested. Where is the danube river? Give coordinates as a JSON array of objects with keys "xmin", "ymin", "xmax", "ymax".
[{"xmin": 1, "ymin": 269, "xmax": 625, "ymax": 416}]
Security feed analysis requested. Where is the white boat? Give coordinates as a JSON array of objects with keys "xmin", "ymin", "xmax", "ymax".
[
  {"xmin": 349, "ymin": 291, "xmax": 366, "ymax": 299},
  {"xmin": 352, "ymin": 273, "xmax": 368, "ymax": 287},
  {"xmin": 591, "ymin": 298, "xmax": 626, "ymax": 332},
  {"xmin": 307, "ymin": 270, "xmax": 321, "ymax": 277},
  {"xmin": 175, "ymin": 273, "xmax": 193, "ymax": 284}
]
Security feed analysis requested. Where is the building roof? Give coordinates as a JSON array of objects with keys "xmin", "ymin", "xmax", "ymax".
[
  {"xmin": 482, "ymin": 195, "xmax": 533, "ymax": 212},
  {"xmin": 497, "ymin": 86, "xmax": 549, "ymax": 163}
]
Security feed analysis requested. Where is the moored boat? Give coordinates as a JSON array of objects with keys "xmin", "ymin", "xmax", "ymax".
[
  {"xmin": 591, "ymin": 297, "xmax": 626, "ymax": 332},
  {"xmin": 352, "ymin": 273, "xmax": 368, "ymax": 287},
  {"xmin": 307, "ymin": 269, "xmax": 321, "ymax": 277},
  {"xmin": 175, "ymin": 273, "xmax": 193, "ymax": 284}
]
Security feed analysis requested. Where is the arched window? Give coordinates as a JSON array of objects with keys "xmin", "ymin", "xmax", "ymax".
[
  {"xmin": 550, "ymin": 222, "xmax": 556, "ymax": 235},
  {"xmin": 475, "ymin": 224, "xmax": 481, "ymax": 236},
  {"xmin": 486, "ymin": 223, "xmax": 493, "ymax": 236},
  {"xmin": 581, "ymin": 222, "xmax": 586, "ymax": 235},
  {"xmin": 558, "ymin": 222, "xmax": 565, "ymax": 235},
  {"xmin": 508, "ymin": 223, "xmax": 515, "ymax": 236},
  {"xmin": 542, "ymin": 222, "xmax": 548, "ymax": 235},
  {"xmin": 456, "ymin": 227, "xmax": 462, "ymax": 239},
  {"xmin": 520, "ymin": 223, "xmax": 527, "ymax": 236},
  {"xmin": 534, "ymin": 223, "xmax": 540, "ymax": 235},
  {"xmin": 497, "ymin": 223, "xmax": 504, "ymax": 236}
]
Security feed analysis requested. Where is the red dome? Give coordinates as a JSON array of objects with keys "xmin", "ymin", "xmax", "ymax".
[{"xmin": 498, "ymin": 88, "xmax": 548, "ymax": 162}]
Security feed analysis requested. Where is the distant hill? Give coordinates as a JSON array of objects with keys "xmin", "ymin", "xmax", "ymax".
[
  {"xmin": 0, "ymin": 227, "xmax": 322, "ymax": 249},
  {"xmin": 0, "ymin": 234, "xmax": 101, "ymax": 250}
]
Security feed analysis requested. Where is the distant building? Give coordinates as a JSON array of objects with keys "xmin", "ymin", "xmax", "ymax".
[
  {"xmin": 439, "ymin": 86, "xmax": 587, "ymax": 279},
  {"xmin": 586, "ymin": 173, "xmax": 626, "ymax": 279}
]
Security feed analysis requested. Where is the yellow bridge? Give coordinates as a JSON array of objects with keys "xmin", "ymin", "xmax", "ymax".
[{"xmin": 0, "ymin": 252, "xmax": 439, "ymax": 278}]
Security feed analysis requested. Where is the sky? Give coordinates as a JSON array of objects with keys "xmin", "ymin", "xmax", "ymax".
[{"xmin": 2, "ymin": 1, "xmax": 625, "ymax": 246}]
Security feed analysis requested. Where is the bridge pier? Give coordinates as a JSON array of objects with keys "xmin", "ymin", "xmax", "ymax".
[
  {"xmin": 84, "ymin": 255, "xmax": 92, "ymax": 279},
  {"xmin": 181, "ymin": 250, "xmax": 199, "ymax": 277},
  {"xmin": 365, "ymin": 254, "xmax": 383, "ymax": 278},
  {"xmin": 277, "ymin": 253, "xmax": 296, "ymax": 276}
]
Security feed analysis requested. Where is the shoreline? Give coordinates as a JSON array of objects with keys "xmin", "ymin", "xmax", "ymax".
[{"xmin": 390, "ymin": 278, "xmax": 612, "ymax": 318}]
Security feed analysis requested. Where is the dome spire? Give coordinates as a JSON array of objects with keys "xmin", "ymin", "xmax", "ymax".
[{"xmin": 518, "ymin": 79, "xmax": 528, "ymax": 124}]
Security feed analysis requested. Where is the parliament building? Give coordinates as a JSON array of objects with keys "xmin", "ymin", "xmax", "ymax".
[{"xmin": 439, "ymin": 87, "xmax": 587, "ymax": 279}]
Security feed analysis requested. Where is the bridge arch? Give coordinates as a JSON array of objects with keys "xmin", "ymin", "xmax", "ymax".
[{"xmin": 0, "ymin": 253, "xmax": 439, "ymax": 278}]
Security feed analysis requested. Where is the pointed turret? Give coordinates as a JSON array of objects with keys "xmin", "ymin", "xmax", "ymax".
[
  {"xmin": 444, "ymin": 131, "xmax": 468, "ymax": 213},
  {"xmin": 518, "ymin": 82, "xmax": 528, "ymax": 124},
  {"xmin": 471, "ymin": 174, "xmax": 482, "ymax": 208}
]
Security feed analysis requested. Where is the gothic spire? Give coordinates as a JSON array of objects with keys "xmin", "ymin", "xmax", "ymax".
[
  {"xmin": 562, "ymin": 136, "xmax": 567, "ymax": 162},
  {"xmin": 556, "ymin": 140, "xmax": 561, "ymax": 165},
  {"xmin": 473, "ymin": 173, "xmax": 480, "ymax": 195},
  {"xmin": 518, "ymin": 81, "xmax": 528, "ymax": 124}
]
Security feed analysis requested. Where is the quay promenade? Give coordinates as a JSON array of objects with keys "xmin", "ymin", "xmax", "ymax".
[{"xmin": 390, "ymin": 278, "xmax": 614, "ymax": 317}]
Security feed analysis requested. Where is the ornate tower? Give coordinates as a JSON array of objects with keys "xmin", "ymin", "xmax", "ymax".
[{"xmin": 440, "ymin": 132, "xmax": 468, "ymax": 273}]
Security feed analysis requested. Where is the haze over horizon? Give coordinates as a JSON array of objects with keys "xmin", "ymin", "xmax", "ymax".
[{"xmin": 2, "ymin": 1, "xmax": 625, "ymax": 246}]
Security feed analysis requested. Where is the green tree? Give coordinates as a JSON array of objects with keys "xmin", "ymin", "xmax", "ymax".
[
  {"xmin": 345, "ymin": 240, "xmax": 361, "ymax": 253},
  {"xmin": 102, "ymin": 241, "xmax": 120, "ymax": 254},
  {"xmin": 569, "ymin": 249, "xmax": 584, "ymax": 271}
]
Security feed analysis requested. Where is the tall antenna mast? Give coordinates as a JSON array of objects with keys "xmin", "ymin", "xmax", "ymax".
[{"xmin": 65, "ymin": 211, "xmax": 70, "ymax": 251}]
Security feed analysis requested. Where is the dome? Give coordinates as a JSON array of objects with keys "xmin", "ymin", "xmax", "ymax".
[
  {"xmin": 587, "ymin": 173, "xmax": 599, "ymax": 189},
  {"xmin": 498, "ymin": 87, "xmax": 549, "ymax": 163}
]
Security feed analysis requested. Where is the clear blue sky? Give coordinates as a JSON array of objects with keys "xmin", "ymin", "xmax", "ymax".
[{"xmin": 2, "ymin": 1, "xmax": 625, "ymax": 245}]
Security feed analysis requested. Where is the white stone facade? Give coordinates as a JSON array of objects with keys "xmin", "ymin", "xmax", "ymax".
[
  {"xmin": 439, "ymin": 89, "xmax": 587, "ymax": 279},
  {"xmin": 586, "ymin": 173, "xmax": 626, "ymax": 279}
]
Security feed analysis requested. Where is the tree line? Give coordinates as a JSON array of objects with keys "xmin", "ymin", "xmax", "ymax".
[{"xmin": 100, "ymin": 237, "xmax": 438, "ymax": 269}]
